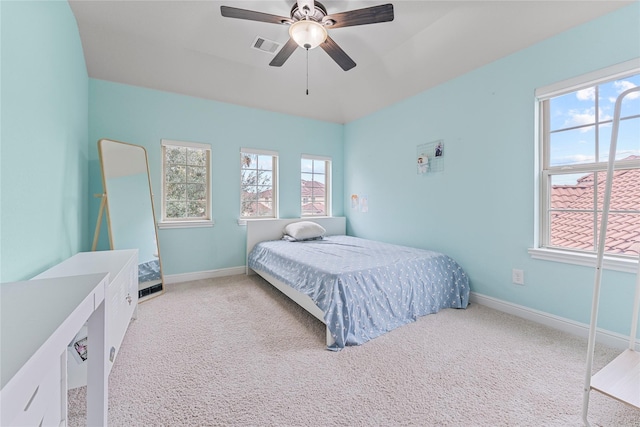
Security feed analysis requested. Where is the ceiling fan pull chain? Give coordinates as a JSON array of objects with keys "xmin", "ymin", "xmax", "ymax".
[{"xmin": 306, "ymin": 48, "xmax": 309, "ymax": 95}]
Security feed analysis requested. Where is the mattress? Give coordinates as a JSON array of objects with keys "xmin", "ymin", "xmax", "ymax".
[{"xmin": 248, "ymin": 235, "xmax": 470, "ymax": 350}]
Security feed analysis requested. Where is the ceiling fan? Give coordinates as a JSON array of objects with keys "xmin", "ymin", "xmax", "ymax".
[{"xmin": 220, "ymin": 0, "xmax": 394, "ymax": 71}]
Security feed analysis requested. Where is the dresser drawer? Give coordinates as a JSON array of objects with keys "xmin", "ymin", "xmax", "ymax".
[
  {"xmin": 2, "ymin": 358, "xmax": 61, "ymax": 427},
  {"xmin": 32, "ymin": 249, "xmax": 138, "ymax": 390},
  {"xmin": 107, "ymin": 254, "xmax": 138, "ymax": 366}
]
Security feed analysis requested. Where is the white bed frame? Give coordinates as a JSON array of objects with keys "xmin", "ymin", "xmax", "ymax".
[{"xmin": 246, "ymin": 217, "xmax": 346, "ymax": 347}]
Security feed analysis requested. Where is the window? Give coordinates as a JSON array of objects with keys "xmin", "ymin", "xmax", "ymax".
[
  {"xmin": 301, "ymin": 155, "xmax": 331, "ymax": 217},
  {"xmin": 533, "ymin": 61, "xmax": 640, "ymax": 270},
  {"xmin": 240, "ymin": 149, "xmax": 278, "ymax": 218},
  {"xmin": 160, "ymin": 140, "xmax": 212, "ymax": 228}
]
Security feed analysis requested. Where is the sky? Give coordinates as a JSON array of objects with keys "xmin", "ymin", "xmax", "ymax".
[{"xmin": 549, "ymin": 74, "xmax": 640, "ymax": 172}]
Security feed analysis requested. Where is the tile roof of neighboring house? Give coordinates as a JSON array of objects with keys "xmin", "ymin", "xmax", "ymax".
[
  {"xmin": 255, "ymin": 180, "xmax": 325, "ymax": 200},
  {"xmin": 241, "ymin": 200, "xmax": 272, "ymax": 216},
  {"xmin": 257, "ymin": 189, "xmax": 273, "ymax": 199},
  {"xmin": 550, "ymin": 156, "xmax": 640, "ymax": 256},
  {"xmin": 302, "ymin": 202, "xmax": 326, "ymax": 215},
  {"xmin": 242, "ymin": 180, "xmax": 325, "ymax": 217},
  {"xmin": 301, "ymin": 180, "xmax": 325, "ymax": 197}
]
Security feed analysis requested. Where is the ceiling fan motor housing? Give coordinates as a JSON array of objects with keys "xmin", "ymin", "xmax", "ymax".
[{"xmin": 290, "ymin": 1, "xmax": 328, "ymax": 23}]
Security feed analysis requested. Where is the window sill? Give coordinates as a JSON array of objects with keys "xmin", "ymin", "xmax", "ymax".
[
  {"xmin": 236, "ymin": 216, "xmax": 333, "ymax": 226},
  {"xmin": 158, "ymin": 220, "xmax": 214, "ymax": 229},
  {"xmin": 528, "ymin": 248, "xmax": 638, "ymax": 273},
  {"xmin": 237, "ymin": 218, "xmax": 280, "ymax": 226}
]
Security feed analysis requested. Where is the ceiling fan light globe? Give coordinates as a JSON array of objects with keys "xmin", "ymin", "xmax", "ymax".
[{"xmin": 289, "ymin": 20, "xmax": 327, "ymax": 50}]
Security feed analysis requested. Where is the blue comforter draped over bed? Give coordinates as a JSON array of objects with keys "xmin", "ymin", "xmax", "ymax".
[{"xmin": 248, "ymin": 235, "xmax": 470, "ymax": 350}]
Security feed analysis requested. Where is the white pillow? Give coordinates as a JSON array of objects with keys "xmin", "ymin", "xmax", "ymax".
[{"xmin": 283, "ymin": 221, "xmax": 326, "ymax": 241}]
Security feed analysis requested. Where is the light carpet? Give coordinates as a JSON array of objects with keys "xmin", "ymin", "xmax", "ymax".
[{"xmin": 69, "ymin": 274, "xmax": 639, "ymax": 426}]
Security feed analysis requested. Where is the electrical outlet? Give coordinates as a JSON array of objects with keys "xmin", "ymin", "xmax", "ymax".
[{"xmin": 512, "ymin": 269, "xmax": 524, "ymax": 285}]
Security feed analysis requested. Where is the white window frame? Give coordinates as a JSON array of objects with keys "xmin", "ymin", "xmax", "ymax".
[
  {"xmin": 529, "ymin": 59, "xmax": 640, "ymax": 273},
  {"xmin": 159, "ymin": 139, "xmax": 213, "ymax": 229},
  {"xmin": 240, "ymin": 148, "xmax": 279, "ymax": 219},
  {"xmin": 301, "ymin": 154, "xmax": 332, "ymax": 217}
]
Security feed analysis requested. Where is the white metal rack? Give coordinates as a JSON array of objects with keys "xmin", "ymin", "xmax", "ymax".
[{"xmin": 581, "ymin": 86, "xmax": 640, "ymax": 426}]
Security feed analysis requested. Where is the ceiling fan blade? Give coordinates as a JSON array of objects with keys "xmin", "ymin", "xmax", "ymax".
[
  {"xmin": 320, "ymin": 35, "xmax": 356, "ymax": 71},
  {"xmin": 220, "ymin": 6, "xmax": 292, "ymax": 25},
  {"xmin": 324, "ymin": 3, "xmax": 394, "ymax": 29},
  {"xmin": 269, "ymin": 38, "xmax": 298, "ymax": 67}
]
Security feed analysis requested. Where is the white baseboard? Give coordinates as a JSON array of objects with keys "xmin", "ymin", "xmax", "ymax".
[
  {"xmin": 470, "ymin": 292, "xmax": 639, "ymax": 351},
  {"xmin": 163, "ymin": 266, "xmax": 245, "ymax": 285},
  {"xmin": 160, "ymin": 275, "xmax": 638, "ymax": 350}
]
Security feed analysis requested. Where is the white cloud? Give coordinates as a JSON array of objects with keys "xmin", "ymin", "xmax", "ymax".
[
  {"xmin": 552, "ymin": 153, "xmax": 596, "ymax": 167},
  {"xmin": 619, "ymin": 148, "xmax": 640, "ymax": 157},
  {"xmin": 611, "ymin": 80, "xmax": 639, "ymax": 101},
  {"xmin": 568, "ymin": 154, "xmax": 595, "ymax": 163},
  {"xmin": 567, "ymin": 108, "xmax": 594, "ymax": 126},
  {"xmin": 576, "ymin": 87, "xmax": 595, "ymax": 101},
  {"xmin": 564, "ymin": 108, "xmax": 596, "ymax": 131},
  {"xmin": 599, "ymin": 111, "xmax": 613, "ymax": 122},
  {"xmin": 563, "ymin": 107, "xmax": 612, "ymax": 131}
]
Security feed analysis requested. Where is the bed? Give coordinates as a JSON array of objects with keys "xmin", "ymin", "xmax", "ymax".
[{"xmin": 246, "ymin": 217, "xmax": 470, "ymax": 350}]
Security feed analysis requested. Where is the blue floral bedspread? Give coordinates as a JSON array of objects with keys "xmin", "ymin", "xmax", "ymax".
[{"xmin": 248, "ymin": 235, "xmax": 470, "ymax": 350}]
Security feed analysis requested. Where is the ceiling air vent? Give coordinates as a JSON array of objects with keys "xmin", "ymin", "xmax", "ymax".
[{"xmin": 251, "ymin": 36, "xmax": 280, "ymax": 54}]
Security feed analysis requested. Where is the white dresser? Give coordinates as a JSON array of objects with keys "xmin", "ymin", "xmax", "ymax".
[
  {"xmin": 1, "ymin": 273, "xmax": 109, "ymax": 427},
  {"xmin": 34, "ymin": 249, "xmax": 138, "ymax": 389}
]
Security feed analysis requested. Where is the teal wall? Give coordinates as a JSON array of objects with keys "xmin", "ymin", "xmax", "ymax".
[
  {"xmin": 88, "ymin": 80, "xmax": 344, "ymax": 275},
  {"xmin": 343, "ymin": 3, "xmax": 640, "ymax": 337},
  {"xmin": 0, "ymin": 0, "xmax": 88, "ymax": 282},
  {"xmin": 1, "ymin": 0, "xmax": 638, "ymax": 339}
]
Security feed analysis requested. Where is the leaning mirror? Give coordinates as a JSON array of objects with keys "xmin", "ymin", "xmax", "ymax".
[{"xmin": 98, "ymin": 139, "xmax": 164, "ymax": 300}]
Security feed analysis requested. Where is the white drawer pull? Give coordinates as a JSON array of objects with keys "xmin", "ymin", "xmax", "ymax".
[{"xmin": 24, "ymin": 385, "xmax": 39, "ymax": 411}]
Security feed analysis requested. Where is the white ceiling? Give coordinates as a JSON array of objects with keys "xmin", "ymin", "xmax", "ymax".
[{"xmin": 69, "ymin": 0, "xmax": 633, "ymax": 124}]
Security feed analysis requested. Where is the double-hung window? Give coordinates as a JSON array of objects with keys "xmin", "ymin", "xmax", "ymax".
[
  {"xmin": 533, "ymin": 60, "xmax": 640, "ymax": 271},
  {"xmin": 240, "ymin": 149, "xmax": 278, "ymax": 218},
  {"xmin": 301, "ymin": 155, "xmax": 331, "ymax": 217},
  {"xmin": 160, "ymin": 139, "xmax": 212, "ymax": 228}
]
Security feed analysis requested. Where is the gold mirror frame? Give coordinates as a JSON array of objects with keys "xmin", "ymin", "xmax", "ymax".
[{"xmin": 97, "ymin": 139, "xmax": 164, "ymax": 301}]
